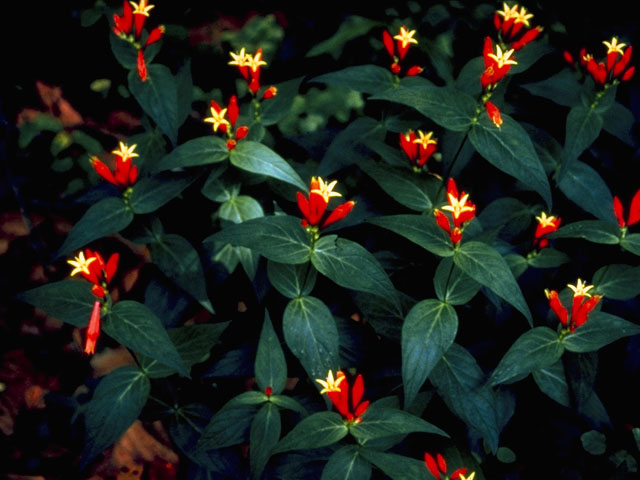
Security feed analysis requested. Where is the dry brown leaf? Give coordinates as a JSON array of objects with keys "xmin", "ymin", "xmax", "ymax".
[{"xmin": 89, "ymin": 347, "xmax": 135, "ymax": 378}]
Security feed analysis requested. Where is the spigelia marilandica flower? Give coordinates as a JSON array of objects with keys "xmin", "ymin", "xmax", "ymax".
[
  {"xmin": 382, "ymin": 26, "xmax": 423, "ymax": 76},
  {"xmin": 424, "ymin": 452, "xmax": 469, "ymax": 480},
  {"xmin": 204, "ymin": 95, "xmax": 249, "ymax": 150},
  {"xmin": 481, "ymin": 36, "xmax": 517, "ymax": 90},
  {"xmin": 228, "ymin": 48, "xmax": 275, "ymax": 96},
  {"xmin": 613, "ymin": 187, "xmax": 640, "ymax": 228},
  {"xmin": 434, "ymin": 178, "xmax": 476, "ymax": 244},
  {"xmin": 297, "ymin": 177, "xmax": 355, "ymax": 231},
  {"xmin": 67, "ymin": 249, "xmax": 119, "ymax": 354},
  {"xmin": 399, "ymin": 130, "xmax": 438, "ymax": 170},
  {"xmin": 534, "ymin": 211, "xmax": 562, "ymax": 249},
  {"xmin": 493, "ymin": 3, "xmax": 543, "ymax": 51},
  {"xmin": 90, "ymin": 141, "xmax": 139, "ymax": 189},
  {"xmin": 315, "ymin": 370, "xmax": 369, "ymax": 424},
  {"xmin": 545, "ymin": 279, "xmax": 602, "ymax": 333},
  {"xmin": 485, "ymin": 100, "xmax": 503, "ymax": 128},
  {"xmin": 585, "ymin": 37, "xmax": 635, "ymax": 85}
]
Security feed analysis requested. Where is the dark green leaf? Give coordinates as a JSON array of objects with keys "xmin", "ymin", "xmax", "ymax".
[
  {"xmin": 527, "ymin": 248, "xmax": 570, "ymax": 268},
  {"xmin": 430, "ymin": 343, "xmax": 501, "ymax": 453},
  {"xmin": 360, "ymin": 449, "xmax": 428, "ymax": 480},
  {"xmin": 359, "ymin": 159, "xmax": 432, "ymax": 212},
  {"xmin": 57, "ymin": 197, "xmax": 133, "ymax": 257},
  {"xmin": 581, "ymin": 430, "xmax": 607, "ymax": 455},
  {"xmin": 109, "ymin": 34, "xmax": 137, "ymax": 69},
  {"xmin": 129, "ymin": 65, "xmax": 179, "ymax": 145},
  {"xmin": 129, "ymin": 171, "xmax": 199, "ymax": 214},
  {"xmin": 204, "ymin": 215, "xmax": 311, "ymax": 264},
  {"xmin": 219, "ymin": 195, "xmax": 264, "ymax": 224},
  {"xmin": 621, "ymin": 233, "xmax": 640, "ymax": 256},
  {"xmin": 602, "ymin": 102, "xmax": 636, "ymax": 145},
  {"xmin": 532, "ymin": 359, "xmax": 570, "ymax": 407},
  {"xmin": 557, "ymin": 160, "xmax": 616, "ymax": 221},
  {"xmin": 250, "ymin": 403, "xmax": 281, "ymax": 479},
  {"xmin": 16, "ymin": 279, "xmax": 96, "ymax": 327},
  {"xmin": 307, "ymin": 16, "xmax": 379, "ymax": 59},
  {"xmin": 372, "ymin": 85, "xmax": 476, "ymax": 132},
  {"xmin": 489, "ymin": 327, "xmax": 564, "ymax": 386},
  {"xmin": 321, "ymin": 445, "xmax": 371, "ymax": 480},
  {"xmin": 230, "ymin": 141, "xmax": 306, "ymax": 190},
  {"xmin": 313, "ymin": 65, "xmax": 395, "ymax": 95},
  {"xmin": 259, "ymin": 77, "xmax": 304, "ymax": 126},
  {"xmin": 255, "ymin": 311, "xmax": 287, "ymax": 395},
  {"xmin": 154, "ymin": 136, "xmax": 229, "ymax": 172},
  {"xmin": 454, "ymin": 241, "xmax": 532, "ymax": 325},
  {"xmin": 198, "ymin": 403, "xmax": 260, "ymax": 450},
  {"xmin": 433, "ymin": 257, "xmax": 481, "ymax": 305},
  {"xmin": 273, "ymin": 412, "xmax": 348, "ymax": 453},
  {"xmin": 82, "ymin": 366, "xmax": 150, "ymax": 466},
  {"xmin": 104, "ymin": 301, "xmax": 188, "ymax": 377},
  {"xmin": 311, "ymin": 236, "xmax": 398, "ymax": 306},
  {"xmin": 563, "ymin": 311, "xmax": 640, "ymax": 353},
  {"xmin": 140, "ymin": 323, "xmax": 229, "ymax": 378},
  {"xmin": 548, "ymin": 220, "xmax": 620, "ymax": 244},
  {"xmin": 176, "ymin": 62, "xmax": 193, "ymax": 127},
  {"xmin": 149, "ymin": 233, "xmax": 213, "ymax": 313},
  {"xmin": 350, "ymin": 405, "xmax": 447, "ymax": 441},
  {"xmin": 369, "ymin": 214, "xmax": 454, "ymax": 257},
  {"xmin": 593, "ymin": 264, "xmax": 640, "ymax": 300},
  {"xmin": 267, "ymin": 261, "xmax": 316, "ymax": 299},
  {"xmin": 521, "ymin": 69, "xmax": 581, "ymax": 107},
  {"xmin": 505, "ymin": 253, "xmax": 528, "ymax": 278},
  {"xmin": 269, "ymin": 395, "xmax": 307, "ymax": 416},
  {"xmin": 469, "ymin": 113, "xmax": 551, "ymax": 208},
  {"xmin": 402, "ymin": 299, "xmax": 458, "ymax": 408},
  {"xmin": 562, "ymin": 104, "xmax": 603, "ymax": 168},
  {"xmin": 283, "ymin": 296, "xmax": 339, "ymax": 384}
]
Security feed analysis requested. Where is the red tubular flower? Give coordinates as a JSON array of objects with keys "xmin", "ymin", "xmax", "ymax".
[
  {"xmin": 297, "ymin": 177, "xmax": 354, "ymax": 230},
  {"xmin": 434, "ymin": 178, "xmax": 476, "ymax": 244},
  {"xmin": 91, "ymin": 142, "xmax": 139, "ymax": 189},
  {"xmin": 485, "ymin": 101, "xmax": 503, "ymax": 128},
  {"xmin": 113, "ymin": 0, "xmax": 133, "ymax": 36},
  {"xmin": 481, "ymin": 37, "xmax": 517, "ymax": 90},
  {"xmin": 262, "ymin": 86, "xmax": 278, "ymax": 100},
  {"xmin": 424, "ymin": 452, "xmax": 468, "ymax": 480},
  {"xmin": 316, "ymin": 370, "xmax": 369, "ymax": 424},
  {"xmin": 229, "ymin": 48, "xmax": 268, "ymax": 96},
  {"xmin": 585, "ymin": 38, "xmax": 635, "ymax": 85},
  {"xmin": 534, "ymin": 211, "xmax": 561, "ymax": 248},
  {"xmin": 204, "ymin": 96, "xmax": 250, "ymax": 150},
  {"xmin": 137, "ymin": 49, "xmax": 148, "ymax": 82},
  {"xmin": 613, "ymin": 188, "xmax": 640, "ymax": 228},
  {"xmin": 85, "ymin": 300, "xmax": 102, "ymax": 355},
  {"xmin": 400, "ymin": 130, "xmax": 438, "ymax": 169},
  {"xmin": 545, "ymin": 279, "xmax": 602, "ymax": 333},
  {"xmin": 382, "ymin": 26, "xmax": 422, "ymax": 76},
  {"xmin": 494, "ymin": 3, "xmax": 542, "ymax": 51},
  {"xmin": 145, "ymin": 25, "xmax": 165, "ymax": 46},
  {"xmin": 130, "ymin": 0, "xmax": 154, "ymax": 39}
]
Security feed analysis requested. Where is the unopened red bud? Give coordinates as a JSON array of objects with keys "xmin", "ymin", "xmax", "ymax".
[
  {"xmin": 226, "ymin": 139, "xmax": 237, "ymax": 150},
  {"xmin": 137, "ymin": 50, "xmax": 148, "ymax": 82},
  {"xmin": 563, "ymin": 51, "xmax": 574, "ymax": 65},
  {"xmin": 622, "ymin": 66, "xmax": 635, "ymax": 81},
  {"xmin": 390, "ymin": 63, "xmax": 401, "ymax": 74},
  {"xmin": 406, "ymin": 65, "xmax": 423, "ymax": 76},
  {"xmin": 265, "ymin": 386, "xmax": 273, "ymax": 396},
  {"xmin": 485, "ymin": 101, "xmax": 503, "ymax": 128},
  {"xmin": 262, "ymin": 86, "xmax": 278, "ymax": 99},
  {"xmin": 235, "ymin": 126, "xmax": 249, "ymax": 140},
  {"xmin": 145, "ymin": 25, "xmax": 165, "ymax": 46}
]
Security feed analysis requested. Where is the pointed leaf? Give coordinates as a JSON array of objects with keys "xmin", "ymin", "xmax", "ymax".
[
  {"xmin": 532, "ymin": 359, "xmax": 570, "ymax": 407},
  {"xmin": 267, "ymin": 261, "xmax": 317, "ymax": 299},
  {"xmin": 562, "ymin": 104, "xmax": 603, "ymax": 169},
  {"xmin": 283, "ymin": 296, "xmax": 340, "ymax": 384},
  {"xmin": 313, "ymin": 65, "xmax": 395, "ymax": 95},
  {"xmin": 219, "ymin": 195, "xmax": 264, "ymax": 224},
  {"xmin": 620, "ymin": 233, "xmax": 640, "ymax": 256},
  {"xmin": 204, "ymin": 215, "xmax": 311, "ymax": 264},
  {"xmin": 269, "ymin": 395, "xmax": 308, "ymax": 416},
  {"xmin": 368, "ymin": 214, "xmax": 454, "ymax": 258},
  {"xmin": 198, "ymin": 403, "xmax": 260, "ymax": 451},
  {"xmin": 563, "ymin": 311, "xmax": 640, "ymax": 353},
  {"xmin": 350, "ymin": 404, "xmax": 447, "ymax": 441},
  {"xmin": 230, "ymin": 141, "xmax": 306, "ymax": 190},
  {"xmin": 557, "ymin": 160, "xmax": 616, "ymax": 221},
  {"xmin": 548, "ymin": 220, "xmax": 621, "ymax": 244},
  {"xmin": 321, "ymin": 445, "xmax": 371, "ymax": 480},
  {"xmin": 273, "ymin": 412, "xmax": 348, "ymax": 453},
  {"xmin": 402, "ymin": 299, "xmax": 458, "ymax": 408},
  {"xmin": 527, "ymin": 248, "xmax": 570, "ymax": 269},
  {"xmin": 602, "ymin": 102, "xmax": 635, "ymax": 145},
  {"xmin": 255, "ymin": 311, "xmax": 287, "ymax": 395},
  {"xmin": 360, "ymin": 449, "xmax": 429, "ymax": 480},
  {"xmin": 521, "ymin": 69, "xmax": 581, "ymax": 107},
  {"xmin": 104, "ymin": 300, "xmax": 188, "ymax": 377},
  {"xmin": 454, "ymin": 241, "xmax": 532, "ymax": 325},
  {"xmin": 129, "ymin": 170, "xmax": 199, "ymax": 214},
  {"xmin": 593, "ymin": 264, "xmax": 640, "ymax": 300},
  {"xmin": 489, "ymin": 327, "xmax": 565, "ymax": 386},
  {"xmin": 57, "ymin": 197, "xmax": 133, "ymax": 257},
  {"xmin": 433, "ymin": 257, "xmax": 481, "ymax": 305},
  {"xmin": 250, "ymin": 403, "xmax": 281, "ymax": 480},
  {"xmin": 469, "ymin": 113, "xmax": 551, "ymax": 208},
  {"xmin": 82, "ymin": 366, "xmax": 150, "ymax": 466},
  {"xmin": 154, "ymin": 136, "xmax": 229, "ymax": 172},
  {"xmin": 260, "ymin": 77, "xmax": 304, "ymax": 126}
]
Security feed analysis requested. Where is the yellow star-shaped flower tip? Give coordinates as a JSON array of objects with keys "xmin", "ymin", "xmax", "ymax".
[
  {"xmin": 536, "ymin": 212, "xmax": 558, "ymax": 227},
  {"xmin": 603, "ymin": 37, "xmax": 626, "ymax": 55},
  {"xmin": 393, "ymin": 26, "xmax": 418, "ymax": 48},
  {"xmin": 488, "ymin": 45, "xmax": 518, "ymax": 68},
  {"xmin": 130, "ymin": 0, "xmax": 154, "ymax": 16},
  {"xmin": 567, "ymin": 279, "xmax": 594, "ymax": 298},
  {"xmin": 315, "ymin": 370, "xmax": 345, "ymax": 394},
  {"xmin": 459, "ymin": 473, "xmax": 476, "ymax": 480},
  {"xmin": 311, "ymin": 177, "xmax": 342, "ymax": 203},
  {"xmin": 247, "ymin": 51, "xmax": 268, "ymax": 72},
  {"xmin": 514, "ymin": 5, "xmax": 534, "ymax": 26},
  {"xmin": 112, "ymin": 142, "xmax": 139, "ymax": 162},
  {"xmin": 228, "ymin": 48, "xmax": 249, "ymax": 67},
  {"xmin": 204, "ymin": 106, "xmax": 231, "ymax": 132},
  {"xmin": 413, "ymin": 130, "xmax": 437, "ymax": 148},
  {"xmin": 497, "ymin": 2, "xmax": 519, "ymax": 20},
  {"xmin": 442, "ymin": 193, "xmax": 474, "ymax": 219},
  {"xmin": 68, "ymin": 252, "xmax": 97, "ymax": 277}
]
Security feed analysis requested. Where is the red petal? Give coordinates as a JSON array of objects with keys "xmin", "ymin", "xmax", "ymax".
[
  {"xmin": 613, "ymin": 196, "xmax": 626, "ymax": 227},
  {"xmin": 510, "ymin": 21, "xmax": 524, "ymax": 38},
  {"xmin": 228, "ymin": 95, "xmax": 239, "ymax": 128},
  {"xmin": 493, "ymin": 13, "xmax": 501, "ymax": 31},
  {"xmin": 354, "ymin": 400, "xmax": 369, "ymax": 419},
  {"xmin": 447, "ymin": 178, "xmax": 459, "ymax": 198},
  {"xmin": 406, "ymin": 65, "xmax": 423, "ymax": 76},
  {"xmin": 235, "ymin": 126, "xmax": 249, "ymax": 140},
  {"xmin": 105, "ymin": 253, "xmax": 119, "ymax": 283},
  {"xmin": 249, "ymin": 77, "xmax": 260, "ymax": 94},
  {"xmin": 512, "ymin": 26, "xmax": 541, "ymax": 51},
  {"xmin": 547, "ymin": 290, "xmax": 568, "ymax": 326},
  {"xmin": 137, "ymin": 50, "xmax": 148, "ymax": 82},
  {"xmin": 297, "ymin": 192, "xmax": 311, "ymax": 224},
  {"xmin": 134, "ymin": 13, "xmax": 146, "ymax": 39},
  {"xmin": 627, "ymin": 188, "xmax": 640, "ymax": 226},
  {"xmin": 322, "ymin": 201, "xmax": 355, "ymax": 228},
  {"xmin": 129, "ymin": 165, "xmax": 138, "ymax": 185},
  {"xmin": 614, "ymin": 45, "xmax": 632, "ymax": 77},
  {"xmin": 90, "ymin": 157, "xmax": 117, "ymax": 185},
  {"xmin": 424, "ymin": 453, "xmax": 441, "ymax": 479},
  {"xmin": 145, "ymin": 25, "xmax": 165, "ymax": 46},
  {"xmin": 85, "ymin": 300, "xmax": 102, "ymax": 355},
  {"xmin": 121, "ymin": 0, "xmax": 133, "ymax": 33},
  {"xmin": 622, "ymin": 66, "xmax": 635, "ymax": 81},
  {"xmin": 451, "ymin": 468, "xmax": 468, "ymax": 480},
  {"xmin": 382, "ymin": 30, "xmax": 395, "ymax": 57},
  {"xmin": 351, "ymin": 374, "xmax": 365, "ymax": 408},
  {"xmin": 434, "ymin": 209, "xmax": 451, "ymax": 233},
  {"xmin": 483, "ymin": 36, "xmax": 493, "ymax": 67},
  {"xmin": 115, "ymin": 157, "xmax": 131, "ymax": 187},
  {"xmin": 563, "ymin": 51, "xmax": 574, "ymax": 65},
  {"xmin": 607, "ymin": 51, "xmax": 617, "ymax": 72},
  {"xmin": 396, "ymin": 41, "xmax": 409, "ymax": 60},
  {"xmin": 308, "ymin": 192, "xmax": 328, "ymax": 226},
  {"xmin": 436, "ymin": 453, "xmax": 447, "ymax": 473}
]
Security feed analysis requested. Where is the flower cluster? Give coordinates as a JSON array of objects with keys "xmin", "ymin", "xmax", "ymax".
[
  {"xmin": 399, "ymin": 130, "xmax": 438, "ymax": 171},
  {"xmin": 90, "ymin": 142, "xmax": 139, "ymax": 189},
  {"xmin": 316, "ymin": 370, "xmax": 369, "ymax": 424},
  {"xmin": 424, "ymin": 452, "xmax": 473, "ymax": 480},
  {"xmin": 382, "ymin": 26, "xmax": 423, "ymax": 76},
  {"xmin": 297, "ymin": 177, "xmax": 354, "ymax": 232},
  {"xmin": 493, "ymin": 3, "xmax": 542, "ymax": 51},
  {"xmin": 613, "ymin": 187, "xmax": 640, "ymax": 228},
  {"xmin": 204, "ymin": 95, "xmax": 249, "ymax": 150},
  {"xmin": 112, "ymin": 1, "xmax": 165, "ymax": 82},
  {"xmin": 434, "ymin": 178, "xmax": 476, "ymax": 244},
  {"xmin": 566, "ymin": 37, "xmax": 634, "ymax": 85},
  {"xmin": 545, "ymin": 279, "xmax": 602, "ymax": 333},
  {"xmin": 534, "ymin": 211, "xmax": 561, "ymax": 249},
  {"xmin": 67, "ymin": 249, "xmax": 119, "ymax": 354},
  {"xmin": 228, "ymin": 48, "xmax": 276, "ymax": 97},
  {"xmin": 480, "ymin": 36, "xmax": 517, "ymax": 127}
]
